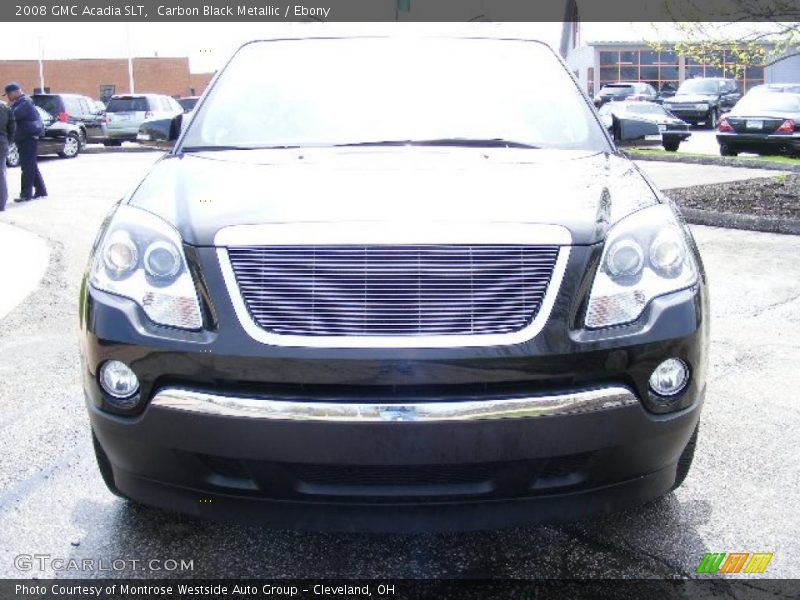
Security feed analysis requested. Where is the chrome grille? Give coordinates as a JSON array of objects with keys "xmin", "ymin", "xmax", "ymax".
[{"xmin": 226, "ymin": 245, "xmax": 560, "ymax": 337}]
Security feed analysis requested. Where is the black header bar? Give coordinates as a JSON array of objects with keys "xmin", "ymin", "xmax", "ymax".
[{"xmin": 4, "ymin": 0, "xmax": 800, "ymax": 22}]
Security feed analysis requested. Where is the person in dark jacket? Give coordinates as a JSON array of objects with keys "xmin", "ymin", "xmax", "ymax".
[
  {"xmin": 3, "ymin": 83, "xmax": 47, "ymax": 202},
  {"xmin": 0, "ymin": 99, "xmax": 15, "ymax": 211}
]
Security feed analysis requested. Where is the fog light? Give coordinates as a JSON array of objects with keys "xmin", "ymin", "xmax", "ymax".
[
  {"xmin": 649, "ymin": 358, "xmax": 689, "ymax": 396},
  {"xmin": 99, "ymin": 360, "xmax": 140, "ymax": 405}
]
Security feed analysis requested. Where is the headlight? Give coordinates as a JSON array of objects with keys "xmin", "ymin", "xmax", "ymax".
[
  {"xmin": 585, "ymin": 205, "xmax": 697, "ymax": 328},
  {"xmin": 89, "ymin": 205, "xmax": 203, "ymax": 329}
]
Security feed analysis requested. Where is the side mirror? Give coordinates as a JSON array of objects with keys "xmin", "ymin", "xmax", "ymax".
[
  {"xmin": 137, "ymin": 114, "xmax": 182, "ymax": 149},
  {"xmin": 615, "ymin": 117, "xmax": 661, "ymax": 146}
]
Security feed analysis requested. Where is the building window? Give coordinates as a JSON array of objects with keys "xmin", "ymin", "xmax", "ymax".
[
  {"xmin": 684, "ymin": 50, "xmax": 764, "ymax": 92},
  {"xmin": 598, "ymin": 48, "xmax": 679, "ymax": 93}
]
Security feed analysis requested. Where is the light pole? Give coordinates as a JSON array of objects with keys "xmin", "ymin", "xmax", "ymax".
[
  {"xmin": 37, "ymin": 36, "xmax": 45, "ymax": 93},
  {"xmin": 126, "ymin": 24, "xmax": 135, "ymax": 93}
]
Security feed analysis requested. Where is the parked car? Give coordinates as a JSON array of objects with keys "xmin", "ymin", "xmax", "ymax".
[
  {"xmin": 81, "ymin": 35, "xmax": 708, "ymax": 531},
  {"xmin": 32, "ymin": 93, "xmax": 106, "ymax": 144},
  {"xmin": 103, "ymin": 94, "xmax": 183, "ymax": 145},
  {"xmin": 746, "ymin": 83, "xmax": 800, "ymax": 96},
  {"xmin": 177, "ymin": 96, "xmax": 200, "ymax": 113},
  {"xmin": 593, "ymin": 81, "xmax": 658, "ymax": 107},
  {"xmin": 662, "ymin": 77, "xmax": 741, "ymax": 128},
  {"xmin": 598, "ymin": 101, "xmax": 691, "ymax": 151},
  {"xmin": 6, "ymin": 106, "xmax": 82, "ymax": 167},
  {"xmin": 717, "ymin": 91, "xmax": 800, "ymax": 156}
]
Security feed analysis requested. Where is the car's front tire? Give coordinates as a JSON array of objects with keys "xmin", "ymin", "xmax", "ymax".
[
  {"xmin": 663, "ymin": 139, "xmax": 681, "ymax": 152},
  {"xmin": 6, "ymin": 143, "xmax": 19, "ymax": 168},
  {"xmin": 58, "ymin": 132, "xmax": 81, "ymax": 159},
  {"xmin": 706, "ymin": 108, "xmax": 719, "ymax": 129}
]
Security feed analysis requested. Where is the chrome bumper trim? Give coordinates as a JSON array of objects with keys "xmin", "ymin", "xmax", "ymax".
[{"xmin": 150, "ymin": 386, "xmax": 638, "ymax": 422}]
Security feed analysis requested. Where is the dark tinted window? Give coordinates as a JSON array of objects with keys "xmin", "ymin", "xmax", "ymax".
[
  {"xmin": 106, "ymin": 97, "xmax": 149, "ymax": 112},
  {"xmin": 32, "ymin": 95, "xmax": 64, "ymax": 116},
  {"xmin": 679, "ymin": 79, "xmax": 720, "ymax": 94},
  {"xmin": 178, "ymin": 97, "xmax": 199, "ymax": 111},
  {"xmin": 599, "ymin": 85, "xmax": 634, "ymax": 95}
]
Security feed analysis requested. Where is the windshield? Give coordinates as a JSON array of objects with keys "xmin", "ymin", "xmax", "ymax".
[
  {"xmin": 181, "ymin": 38, "xmax": 609, "ymax": 151},
  {"xmin": 106, "ymin": 97, "xmax": 148, "ymax": 112},
  {"xmin": 624, "ymin": 103, "xmax": 668, "ymax": 116},
  {"xmin": 733, "ymin": 93, "xmax": 800, "ymax": 113},
  {"xmin": 678, "ymin": 79, "xmax": 719, "ymax": 95},
  {"xmin": 599, "ymin": 85, "xmax": 634, "ymax": 95},
  {"xmin": 32, "ymin": 95, "xmax": 62, "ymax": 116}
]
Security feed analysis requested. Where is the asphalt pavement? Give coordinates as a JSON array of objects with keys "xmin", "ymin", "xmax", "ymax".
[{"xmin": 1, "ymin": 151, "xmax": 799, "ymax": 579}]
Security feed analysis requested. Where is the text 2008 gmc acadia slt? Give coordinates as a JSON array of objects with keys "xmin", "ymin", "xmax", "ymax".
[{"xmin": 80, "ymin": 35, "xmax": 708, "ymax": 531}]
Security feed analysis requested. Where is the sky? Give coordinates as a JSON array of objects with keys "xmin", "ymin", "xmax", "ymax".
[
  {"xmin": 0, "ymin": 22, "xmax": 580, "ymax": 73},
  {"xmin": 1, "ymin": 22, "xmax": 773, "ymax": 73}
]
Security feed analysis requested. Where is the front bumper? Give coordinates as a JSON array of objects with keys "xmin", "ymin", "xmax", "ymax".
[
  {"xmin": 664, "ymin": 107, "xmax": 711, "ymax": 121},
  {"xmin": 80, "ymin": 241, "xmax": 709, "ymax": 530}
]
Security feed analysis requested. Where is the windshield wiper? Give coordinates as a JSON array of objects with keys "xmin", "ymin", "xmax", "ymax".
[{"xmin": 332, "ymin": 138, "xmax": 540, "ymax": 149}]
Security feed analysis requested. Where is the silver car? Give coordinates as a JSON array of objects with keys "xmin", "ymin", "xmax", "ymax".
[{"xmin": 104, "ymin": 94, "xmax": 182, "ymax": 146}]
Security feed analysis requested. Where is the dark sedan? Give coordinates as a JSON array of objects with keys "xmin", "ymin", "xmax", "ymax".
[
  {"xmin": 598, "ymin": 101, "xmax": 691, "ymax": 151},
  {"xmin": 717, "ymin": 92, "xmax": 800, "ymax": 156},
  {"xmin": 6, "ymin": 106, "xmax": 83, "ymax": 167}
]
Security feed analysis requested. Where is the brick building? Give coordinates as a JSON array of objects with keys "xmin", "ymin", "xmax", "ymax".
[{"xmin": 0, "ymin": 57, "xmax": 215, "ymax": 102}]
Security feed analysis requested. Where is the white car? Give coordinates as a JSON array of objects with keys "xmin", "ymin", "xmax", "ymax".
[{"xmin": 104, "ymin": 94, "xmax": 182, "ymax": 146}]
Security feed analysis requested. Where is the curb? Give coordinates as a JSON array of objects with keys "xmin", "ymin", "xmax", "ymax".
[
  {"xmin": 629, "ymin": 151, "xmax": 800, "ymax": 173},
  {"xmin": 82, "ymin": 146, "xmax": 163, "ymax": 155},
  {"xmin": 681, "ymin": 207, "xmax": 800, "ymax": 235}
]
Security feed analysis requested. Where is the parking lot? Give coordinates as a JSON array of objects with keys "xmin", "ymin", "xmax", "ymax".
[{"xmin": 1, "ymin": 151, "xmax": 799, "ymax": 578}]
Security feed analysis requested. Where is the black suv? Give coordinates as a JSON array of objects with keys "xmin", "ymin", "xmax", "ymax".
[
  {"xmin": 662, "ymin": 78, "xmax": 741, "ymax": 128},
  {"xmin": 32, "ymin": 93, "xmax": 106, "ymax": 144},
  {"xmin": 81, "ymin": 36, "xmax": 708, "ymax": 531},
  {"xmin": 593, "ymin": 81, "xmax": 658, "ymax": 107}
]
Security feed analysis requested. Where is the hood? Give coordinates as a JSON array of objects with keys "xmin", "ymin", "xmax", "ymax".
[
  {"xmin": 666, "ymin": 93, "xmax": 716, "ymax": 103},
  {"xmin": 127, "ymin": 148, "xmax": 659, "ymax": 246}
]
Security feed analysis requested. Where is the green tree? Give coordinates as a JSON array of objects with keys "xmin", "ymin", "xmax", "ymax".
[{"xmin": 650, "ymin": 21, "xmax": 799, "ymax": 80}]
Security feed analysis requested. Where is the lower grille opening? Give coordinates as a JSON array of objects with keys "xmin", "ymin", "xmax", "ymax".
[
  {"xmin": 197, "ymin": 454, "xmax": 258, "ymax": 491},
  {"xmin": 192, "ymin": 454, "xmax": 598, "ymax": 500},
  {"xmin": 531, "ymin": 452, "xmax": 593, "ymax": 490}
]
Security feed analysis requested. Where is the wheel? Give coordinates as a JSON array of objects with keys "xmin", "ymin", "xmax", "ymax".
[
  {"xmin": 706, "ymin": 108, "xmax": 719, "ymax": 129},
  {"xmin": 58, "ymin": 132, "xmax": 81, "ymax": 158},
  {"xmin": 671, "ymin": 424, "xmax": 698, "ymax": 491},
  {"xmin": 103, "ymin": 140, "xmax": 122, "ymax": 147},
  {"xmin": 663, "ymin": 139, "xmax": 680, "ymax": 152},
  {"xmin": 720, "ymin": 144, "xmax": 738, "ymax": 157},
  {"xmin": 6, "ymin": 143, "xmax": 19, "ymax": 168},
  {"xmin": 92, "ymin": 430, "xmax": 130, "ymax": 499}
]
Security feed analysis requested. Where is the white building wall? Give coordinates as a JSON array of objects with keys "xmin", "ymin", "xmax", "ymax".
[
  {"xmin": 565, "ymin": 44, "xmax": 595, "ymax": 92},
  {"xmin": 765, "ymin": 53, "xmax": 800, "ymax": 83}
]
